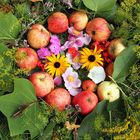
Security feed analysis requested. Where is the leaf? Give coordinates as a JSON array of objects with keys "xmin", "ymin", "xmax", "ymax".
[
  {"xmin": 82, "ymin": 0, "xmax": 117, "ymax": 12},
  {"xmin": 0, "ymin": 78, "xmax": 46, "ymax": 139},
  {"xmin": 112, "ymin": 45, "xmax": 138, "ymax": 82},
  {"xmin": 0, "ymin": 43, "xmax": 8, "ymax": 54},
  {"xmin": 77, "ymin": 100, "xmax": 108, "ymax": 140},
  {"xmin": 0, "ymin": 12, "xmax": 21, "ymax": 41},
  {"xmin": 39, "ymin": 122, "xmax": 56, "ymax": 140}
]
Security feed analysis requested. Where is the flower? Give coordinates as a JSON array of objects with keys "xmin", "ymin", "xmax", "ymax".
[
  {"xmin": 62, "ymin": 67, "xmax": 81, "ymax": 88},
  {"xmin": 62, "ymin": 67, "xmax": 81, "ymax": 96},
  {"xmin": 45, "ymin": 54, "xmax": 70, "ymax": 77},
  {"xmin": 88, "ymin": 66, "xmax": 106, "ymax": 84},
  {"xmin": 54, "ymin": 76, "xmax": 62, "ymax": 86},
  {"xmin": 79, "ymin": 46, "xmax": 104, "ymax": 70},
  {"xmin": 37, "ymin": 48, "xmax": 51, "ymax": 59},
  {"xmin": 59, "ymin": 0, "xmax": 73, "ymax": 8},
  {"xmin": 49, "ymin": 35, "xmax": 61, "ymax": 55},
  {"xmin": 61, "ymin": 27, "xmax": 91, "ymax": 51}
]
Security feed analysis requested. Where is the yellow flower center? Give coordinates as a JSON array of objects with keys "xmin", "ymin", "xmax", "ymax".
[{"xmin": 67, "ymin": 75, "xmax": 74, "ymax": 82}]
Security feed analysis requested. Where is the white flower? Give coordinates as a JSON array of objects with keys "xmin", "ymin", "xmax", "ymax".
[{"xmin": 88, "ymin": 66, "xmax": 106, "ymax": 84}]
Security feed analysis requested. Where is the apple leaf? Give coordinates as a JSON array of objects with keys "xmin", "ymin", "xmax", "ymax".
[
  {"xmin": 0, "ymin": 12, "xmax": 21, "ymax": 41},
  {"xmin": 0, "ymin": 43, "xmax": 8, "ymax": 54},
  {"xmin": 82, "ymin": 0, "xmax": 117, "ymax": 12},
  {"xmin": 77, "ymin": 100, "xmax": 108, "ymax": 140},
  {"xmin": 112, "ymin": 45, "xmax": 138, "ymax": 82},
  {"xmin": 0, "ymin": 78, "xmax": 46, "ymax": 139}
]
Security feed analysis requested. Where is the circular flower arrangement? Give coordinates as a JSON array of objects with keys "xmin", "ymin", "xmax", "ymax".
[{"xmin": 0, "ymin": 0, "xmax": 140, "ymax": 140}]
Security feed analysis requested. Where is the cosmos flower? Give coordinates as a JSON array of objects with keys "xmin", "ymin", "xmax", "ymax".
[
  {"xmin": 45, "ymin": 54, "xmax": 70, "ymax": 77},
  {"xmin": 88, "ymin": 66, "xmax": 106, "ymax": 84},
  {"xmin": 79, "ymin": 46, "xmax": 104, "ymax": 70}
]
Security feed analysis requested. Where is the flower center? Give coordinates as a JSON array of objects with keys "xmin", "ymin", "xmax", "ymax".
[
  {"xmin": 88, "ymin": 55, "xmax": 95, "ymax": 62},
  {"xmin": 54, "ymin": 62, "xmax": 60, "ymax": 68},
  {"xmin": 67, "ymin": 75, "xmax": 74, "ymax": 82}
]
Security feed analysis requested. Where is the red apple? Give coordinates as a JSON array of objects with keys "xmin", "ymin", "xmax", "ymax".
[
  {"xmin": 27, "ymin": 24, "xmax": 50, "ymax": 49},
  {"xmin": 86, "ymin": 18, "xmax": 111, "ymax": 42},
  {"xmin": 82, "ymin": 80, "xmax": 96, "ymax": 92},
  {"xmin": 105, "ymin": 62, "xmax": 114, "ymax": 77},
  {"xmin": 15, "ymin": 47, "xmax": 38, "ymax": 72},
  {"xmin": 45, "ymin": 88, "xmax": 71, "ymax": 111},
  {"xmin": 72, "ymin": 91, "xmax": 98, "ymax": 115},
  {"xmin": 47, "ymin": 12, "xmax": 68, "ymax": 34},
  {"xmin": 69, "ymin": 11, "xmax": 88, "ymax": 31},
  {"xmin": 108, "ymin": 38, "xmax": 126, "ymax": 59},
  {"xmin": 29, "ymin": 72, "xmax": 54, "ymax": 97}
]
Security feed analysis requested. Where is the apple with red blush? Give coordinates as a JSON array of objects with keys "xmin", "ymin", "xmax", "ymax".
[
  {"xmin": 72, "ymin": 91, "xmax": 98, "ymax": 115},
  {"xmin": 15, "ymin": 47, "xmax": 38, "ymax": 72},
  {"xmin": 29, "ymin": 72, "xmax": 54, "ymax": 98},
  {"xmin": 82, "ymin": 79, "xmax": 97, "ymax": 92},
  {"xmin": 45, "ymin": 88, "xmax": 71, "ymax": 111},
  {"xmin": 69, "ymin": 11, "xmax": 88, "ymax": 31},
  {"xmin": 86, "ymin": 17, "xmax": 111, "ymax": 42},
  {"xmin": 27, "ymin": 24, "xmax": 50, "ymax": 49},
  {"xmin": 47, "ymin": 12, "xmax": 68, "ymax": 34}
]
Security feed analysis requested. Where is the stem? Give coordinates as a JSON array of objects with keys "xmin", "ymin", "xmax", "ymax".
[{"xmin": 109, "ymin": 111, "xmax": 113, "ymax": 140}]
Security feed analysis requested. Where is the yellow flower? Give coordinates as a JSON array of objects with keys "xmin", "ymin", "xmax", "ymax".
[
  {"xmin": 45, "ymin": 54, "xmax": 70, "ymax": 77},
  {"xmin": 79, "ymin": 46, "xmax": 104, "ymax": 70}
]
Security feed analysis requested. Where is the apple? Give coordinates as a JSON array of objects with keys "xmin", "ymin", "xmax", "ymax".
[
  {"xmin": 72, "ymin": 91, "xmax": 98, "ymax": 115},
  {"xmin": 15, "ymin": 47, "xmax": 38, "ymax": 72},
  {"xmin": 45, "ymin": 88, "xmax": 71, "ymax": 111},
  {"xmin": 97, "ymin": 81, "xmax": 120, "ymax": 102},
  {"xmin": 47, "ymin": 12, "xmax": 68, "ymax": 34},
  {"xmin": 105, "ymin": 62, "xmax": 114, "ymax": 77},
  {"xmin": 82, "ymin": 80, "xmax": 97, "ymax": 92},
  {"xmin": 86, "ymin": 18, "xmax": 111, "ymax": 42},
  {"xmin": 69, "ymin": 11, "xmax": 88, "ymax": 31},
  {"xmin": 29, "ymin": 72, "xmax": 54, "ymax": 97},
  {"xmin": 108, "ymin": 38, "xmax": 126, "ymax": 59},
  {"xmin": 27, "ymin": 24, "xmax": 50, "ymax": 49}
]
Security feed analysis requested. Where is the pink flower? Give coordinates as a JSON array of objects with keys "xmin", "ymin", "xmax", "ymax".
[
  {"xmin": 54, "ymin": 76, "xmax": 62, "ymax": 86},
  {"xmin": 62, "ymin": 67, "xmax": 81, "ymax": 89},
  {"xmin": 49, "ymin": 35, "xmax": 61, "ymax": 55},
  {"xmin": 61, "ymin": 27, "xmax": 91, "ymax": 51},
  {"xmin": 67, "ymin": 87, "xmax": 81, "ymax": 96},
  {"xmin": 37, "ymin": 48, "xmax": 51, "ymax": 59}
]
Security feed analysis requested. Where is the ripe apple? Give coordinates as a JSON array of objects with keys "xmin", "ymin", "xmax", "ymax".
[
  {"xmin": 45, "ymin": 88, "xmax": 71, "ymax": 111},
  {"xmin": 29, "ymin": 72, "xmax": 54, "ymax": 97},
  {"xmin": 69, "ymin": 11, "xmax": 88, "ymax": 31},
  {"xmin": 108, "ymin": 38, "xmax": 126, "ymax": 59},
  {"xmin": 47, "ymin": 12, "xmax": 68, "ymax": 34},
  {"xmin": 72, "ymin": 91, "xmax": 98, "ymax": 115},
  {"xmin": 86, "ymin": 18, "xmax": 111, "ymax": 42},
  {"xmin": 105, "ymin": 62, "xmax": 114, "ymax": 77},
  {"xmin": 15, "ymin": 47, "xmax": 38, "ymax": 72},
  {"xmin": 82, "ymin": 80, "xmax": 96, "ymax": 92},
  {"xmin": 27, "ymin": 24, "xmax": 50, "ymax": 49},
  {"xmin": 97, "ymin": 81, "xmax": 120, "ymax": 102}
]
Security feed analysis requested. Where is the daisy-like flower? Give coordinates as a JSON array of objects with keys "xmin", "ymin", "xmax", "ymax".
[
  {"xmin": 45, "ymin": 54, "xmax": 70, "ymax": 77},
  {"xmin": 62, "ymin": 67, "xmax": 81, "ymax": 96},
  {"xmin": 88, "ymin": 66, "xmax": 106, "ymax": 84},
  {"xmin": 79, "ymin": 46, "xmax": 104, "ymax": 70}
]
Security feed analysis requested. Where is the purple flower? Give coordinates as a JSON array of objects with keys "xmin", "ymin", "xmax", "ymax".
[
  {"xmin": 62, "ymin": 67, "xmax": 81, "ymax": 89},
  {"xmin": 49, "ymin": 35, "xmax": 61, "ymax": 55},
  {"xmin": 54, "ymin": 76, "xmax": 62, "ymax": 86},
  {"xmin": 59, "ymin": 0, "xmax": 73, "ymax": 8},
  {"xmin": 61, "ymin": 27, "xmax": 91, "ymax": 51},
  {"xmin": 37, "ymin": 48, "xmax": 51, "ymax": 59},
  {"xmin": 67, "ymin": 87, "xmax": 81, "ymax": 96}
]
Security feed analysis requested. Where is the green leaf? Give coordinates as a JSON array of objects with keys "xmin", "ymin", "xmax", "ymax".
[
  {"xmin": 0, "ymin": 12, "xmax": 21, "ymax": 41},
  {"xmin": 77, "ymin": 100, "xmax": 108, "ymax": 140},
  {"xmin": 0, "ymin": 78, "xmax": 46, "ymax": 139},
  {"xmin": 82, "ymin": 0, "xmax": 117, "ymax": 12},
  {"xmin": 112, "ymin": 45, "xmax": 138, "ymax": 82},
  {"xmin": 0, "ymin": 43, "xmax": 8, "ymax": 54}
]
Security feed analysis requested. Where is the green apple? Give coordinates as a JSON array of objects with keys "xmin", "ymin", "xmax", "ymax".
[{"xmin": 97, "ymin": 81, "xmax": 120, "ymax": 102}]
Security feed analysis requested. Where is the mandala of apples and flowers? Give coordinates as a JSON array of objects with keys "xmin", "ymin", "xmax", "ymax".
[{"xmin": 32, "ymin": 14, "xmax": 113, "ymax": 98}]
